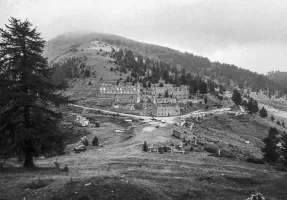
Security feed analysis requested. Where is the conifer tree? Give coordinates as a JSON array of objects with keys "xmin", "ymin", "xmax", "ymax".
[
  {"xmin": 262, "ymin": 127, "xmax": 280, "ymax": 163},
  {"xmin": 232, "ymin": 89, "xmax": 242, "ymax": 105},
  {"xmin": 281, "ymin": 132, "xmax": 287, "ymax": 165},
  {"xmin": 259, "ymin": 107, "xmax": 268, "ymax": 118},
  {"xmin": 0, "ymin": 18, "xmax": 69, "ymax": 167}
]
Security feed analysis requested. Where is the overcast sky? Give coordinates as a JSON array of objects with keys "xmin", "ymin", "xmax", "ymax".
[{"xmin": 1, "ymin": 0, "xmax": 286, "ymax": 74}]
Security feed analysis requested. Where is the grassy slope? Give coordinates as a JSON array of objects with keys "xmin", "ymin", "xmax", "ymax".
[{"xmin": 1, "ymin": 109, "xmax": 287, "ymax": 200}]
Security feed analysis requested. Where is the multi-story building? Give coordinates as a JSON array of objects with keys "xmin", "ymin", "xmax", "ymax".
[
  {"xmin": 152, "ymin": 97, "xmax": 177, "ymax": 104},
  {"xmin": 151, "ymin": 84, "xmax": 173, "ymax": 97},
  {"xmin": 169, "ymin": 85, "xmax": 189, "ymax": 99},
  {"xmin": 99, "ymin": 83, "xmax": 141, "ymax": 103},
  {"xmin": 152, "ymin": 104, "xmax": 180, "ymax": 116},
  {"xmin": 151, "ymin": 84, "xmax": 189, "ymax": 100}
]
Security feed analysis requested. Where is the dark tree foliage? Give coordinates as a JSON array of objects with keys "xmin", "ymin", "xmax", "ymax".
[
  {"xmin": 232, "ymin": 89, "xmax": 242, "ymax": 105},
  {"xmin": 262, "ymin": 127, "xmax": 280, "ymax": 163},
  {"xmin": 143, "ymin": 141, "xmax": 148, "ymax": 152},
  {"xmin": 247, "ymin": 98, "xmax": 259, "ymax": 114},
  {"xmin": 92, "ymin": 136, "xmax": 99, "ymax": 146},
  {"xmin": 271, "ymin": 115, "xmax": 275, "ymax": 121},
  {"xmin": 277, "ymin": 120, "xmax": 281, "ymax": 126},
  {"xmin": 0, "ymin": 18, "xmax": 69, "ymax": 167},
  {"xmin": 282, "ymin": 132, "xmax": 287, "ymax": 165},
  {"xmin": 259, "ymin": 107, "xmax": 268, "ymax": 118},
  {"xmin": 164, "ymin": 89, "xmax": 169, "ymax": 98}
]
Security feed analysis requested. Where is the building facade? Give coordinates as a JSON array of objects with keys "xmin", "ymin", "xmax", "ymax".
[
  {"xmin": 152, "ymin": 104, "xmax": 180, "ymax": 116},
  {"xmin": 151, "ymin": 84, "xmax": 189, "ymax": 100},
  {"xmin": 99, "ymin": 83, "xmax": 141, "ymax": 103},
  {"xmin": 152, "ymin": 97, "xmax": 177, "ymax": 104}
]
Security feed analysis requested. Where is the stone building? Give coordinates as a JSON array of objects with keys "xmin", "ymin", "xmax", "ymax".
[
  {"xmin": 152, "ymin": 104, "xmax": 180, "ymax": 116},
  {"xmin": 151, "ymin": 84, "xmax": 189, "ymax": 100},
  {"xmin": 99, "ymin": 83, "xmax": 141, "ymax": 103},
  {"xmin": 152, "ymin": 97, "xmax": 177, "ymax": 104}
]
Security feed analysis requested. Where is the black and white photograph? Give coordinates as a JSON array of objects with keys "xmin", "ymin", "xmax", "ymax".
[{"xmin": 1, "ymin": 0, "xmax": 287, "ymax": 199}]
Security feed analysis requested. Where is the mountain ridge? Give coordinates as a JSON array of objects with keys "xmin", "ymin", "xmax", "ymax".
[{"xmin": 44, "ymin": 31, "xmax": 285, "ymax": 95}]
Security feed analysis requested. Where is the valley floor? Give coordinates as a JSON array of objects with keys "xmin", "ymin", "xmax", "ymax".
[{"xmin": 1, "ymin": 111, "xmax": 287, "ymax": 200}]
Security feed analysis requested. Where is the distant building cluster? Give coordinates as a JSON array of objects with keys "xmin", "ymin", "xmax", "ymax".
[
  {"xmin": 99, "ymin": 83, "xmax": 141, "ymax": 103},
  {"xmin": 97, "ymin": 82, "xmax": 194, "ymax": 116},
  {"xmin": 151, "ymin": 84, "xmax": 189, "ymax": 99}
]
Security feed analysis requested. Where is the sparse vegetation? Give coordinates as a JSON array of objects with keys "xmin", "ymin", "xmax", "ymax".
[{"xmin": 246, "ymin": 156, "xmax": 265, "ymax": 164}]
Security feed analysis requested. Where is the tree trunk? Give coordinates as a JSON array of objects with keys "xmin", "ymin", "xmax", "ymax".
[{"xmin": 23, "ymin": 150, "xmax": 35, "ymax": 168}]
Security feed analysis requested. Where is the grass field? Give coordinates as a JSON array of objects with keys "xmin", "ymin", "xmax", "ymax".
[{"xmin": 1, "ymin": 110, "xmax": 287, "ymax": 200}]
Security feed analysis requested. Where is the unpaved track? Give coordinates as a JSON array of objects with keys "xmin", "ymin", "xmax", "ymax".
[{"xmin": 69, "ymin": 104, "xmax": 231, "ymax": 124}]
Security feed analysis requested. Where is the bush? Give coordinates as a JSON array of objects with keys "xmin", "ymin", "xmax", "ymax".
[
  {"xmin": 143, "ymin": 141, "xmax": 148, "ymax": 152},
  {"xmin": 277, "ymin": 120, "xmax": 281, "ymax": 125},
  {"xmin": 204, "ymin": 147, "xmax": 218, "ymax": 154},
  {"xmin": 88, "ymin": 81, "xmax": 91, "ymax": 85},
  {"xmin": 82, "ymin": 137, "xmax": 89, "ymax": 146},
  {"xmin": 271, "ymin": 115, "xmax": 275, "ymax": 121},
  {"xmin": 246, "ymin": 156, "xmax": 265, "ymax": 164},
  {"xmin": 92, "ymin": 136, "xmax": 99, "ymax": 146},
  {"xmin": 205, "ymin": 105, "xmax": 209, "ymax": 110}
]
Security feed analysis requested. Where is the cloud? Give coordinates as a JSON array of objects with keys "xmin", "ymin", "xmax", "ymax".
[{"xmin": 1, "ymin": 0, "xmax": 287, "ymax": 73}]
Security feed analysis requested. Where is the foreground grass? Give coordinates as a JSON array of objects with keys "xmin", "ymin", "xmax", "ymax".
[
  {"xmin": 1, "ymin": 151, "xmax": 287, "ymax": 200},
  {"xmin": 1, "ymin": 113, "xmax": 287, "ymax": 200}
]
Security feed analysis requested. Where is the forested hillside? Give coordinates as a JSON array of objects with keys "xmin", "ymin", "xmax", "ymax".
[
  {"xmin": 45, "ymin": 32, "xmax": 285, "ymax": 95},
  {"xmin": 267, "ymin": 71, "xmax": 287, "ymax": 93}
]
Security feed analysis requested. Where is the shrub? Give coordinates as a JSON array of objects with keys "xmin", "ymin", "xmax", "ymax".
[
  {"xmin": 82, "ymin": 137, "xmax": 89, "ymax": 146},
  {"xmin": 277, "ymin": 120, "xmax": 281, "ymax": 125},
  {"xmin": 204, "ymin": 147, "xmax": 217, "ymax": 154},
  {"xmin": 246, "ymin": 156, "xmax": 265, "ymax": 164},
  {"xmin": 88, "ymin": 81, "xmax": 91, "ymax": 85},
  {"xmin": 271, "ymin": 115, "xmax": 275, "ymax": 121},
  {"xmin": 92, "ymin": 136, "xmax": 99, "ymax": 146},
  {"xmin": 205, "ymin": 105, "xmax": 209, "ymax": 110},
  {"xmin": 143, "ymin": 141, "xmax": 148, "ymax": 152},
  {"xmin": 163, "ymin": 146, "xmax": 168, "ymax": 152},
  {"xmin": 62, "ymin": 164, "xmax": 69, "ymax": 172}
]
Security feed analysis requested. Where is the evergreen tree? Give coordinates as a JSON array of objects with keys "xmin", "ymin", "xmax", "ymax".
[
  {"xmin": 0, "ymin": 18, "xmax": 69, "ymax": 167},
  {"xmin": 252, "ymin": 100, "xmax": 259, "ymax": 114},
  {"xmin": 232, "ymin": 89, "xmax": 242, "ymax": 105},
  {"xmin": 262, "ymin": 127, "xmax": 280, "ymax": 163},
  {"xmin": 271, "ymin": 115, "xmax": 275, "ymax": 121},
  {"xmin": 143, "ymin": 141, "xmax": 148, "ymax": 152},
  {"xmin": 281, "ymin": 132, "xmax": 287, "ymax": 165},
  {"xmin": 259, "ymin": 107, "xmax": 268, "ymax": 118}
]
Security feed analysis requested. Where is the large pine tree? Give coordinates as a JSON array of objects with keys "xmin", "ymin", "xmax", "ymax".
[
  {"xmin": 262, "ymin": 127, "xmax": 280, "ymax": 163},
  {"xmin": 0, "ymin": 18, "xmax": 69, "ymax": 167}
]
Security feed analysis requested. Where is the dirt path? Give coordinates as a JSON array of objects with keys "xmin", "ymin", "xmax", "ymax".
[{"xmin": 69, "ymin": 104, "xmax": 231, "ymax": 124}]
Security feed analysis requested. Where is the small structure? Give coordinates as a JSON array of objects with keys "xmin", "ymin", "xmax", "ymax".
[{"xmin": 75, "ymin": 115, "xmax": 90, "ymax": 127}]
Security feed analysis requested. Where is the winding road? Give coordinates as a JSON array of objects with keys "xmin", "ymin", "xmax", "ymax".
[{"xmin": 69, "ymin": 104, "xmax": 232, "ymax": 124}]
